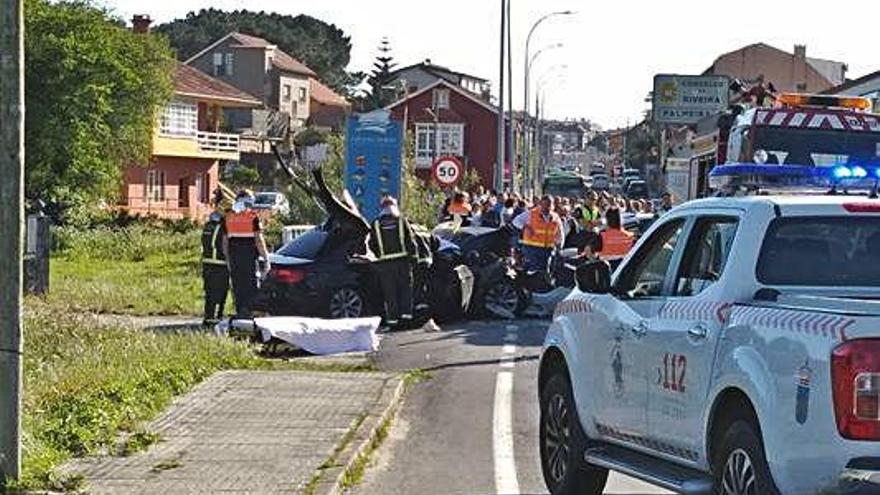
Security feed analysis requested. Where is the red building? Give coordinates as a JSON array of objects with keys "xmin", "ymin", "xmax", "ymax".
[{"xmin": 387, "ymin": 79, "xmax": 505, "ymax": 187}]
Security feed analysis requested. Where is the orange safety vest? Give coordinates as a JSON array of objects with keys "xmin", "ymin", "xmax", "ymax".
[
  {"xmin": 521, "ymin": 208, "xmax": 560, "ymax": 249},
  {"xmin": 448, "ymin": 201, "xmax": 472, "ymax": 216},
  {"xmin": 599, "ymin": 228, "xmax": 634, "ymax": 259},
  {"xmin": 225, "ymin": 210, "xmax": 259, "ymax": 238}
]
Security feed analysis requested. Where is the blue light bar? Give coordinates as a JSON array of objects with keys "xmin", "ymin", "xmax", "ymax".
[{"xmin": 709, "ymin": 164, "xmax": 880, "ymax": 192}]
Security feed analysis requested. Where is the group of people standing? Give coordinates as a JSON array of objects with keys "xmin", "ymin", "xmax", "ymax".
[
  {"xmin": 200, "ymin": 190, "xmax": 270, "ymax": 326},
  {"xmin": 440, "ymin": 187, "xmax": 676, "ymax": 273}
]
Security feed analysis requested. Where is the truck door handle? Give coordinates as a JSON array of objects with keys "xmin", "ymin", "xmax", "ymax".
[
  {"xmin": 688, "ymin": 323, "xmax": 708, "ymax": 340},
  {"xmin": 631, "ymin": 321, "xmax": 648, "ymax": 338}
]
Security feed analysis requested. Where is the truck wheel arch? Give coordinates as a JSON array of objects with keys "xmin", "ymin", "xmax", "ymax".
[
  {"xmin": 706, "ymin": 387, "xmax": 763, "ymax": 466},
  {"xmin": 538, "ymin": 346, "xmax": 569, "ymax": 395}
]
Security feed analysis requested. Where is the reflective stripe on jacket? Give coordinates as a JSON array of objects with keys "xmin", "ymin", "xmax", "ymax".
[
  {"xmin": 521, "ymin": 207, "xmax": 561, "ymax": 249},
  {"xmin": 372, "ymin": 217, "xmax": 410, "ymax": 261},
  {"xmin": 202, "ymin": 221, "xmax": 227, "ymax": 265},
  {"xmin": 599, "ymin": 228, "xmax": 634, "ymax": 259},
  {"xmin": 225, "ymin": 210, "xmax": 259, "ymax": 238}
]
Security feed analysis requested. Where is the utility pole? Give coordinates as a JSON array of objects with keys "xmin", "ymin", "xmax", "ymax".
[
  {"xmin": 506, "ymin": 0, "xmax": 514, "ymax": 193},
  {"xmin": 0, "ymin": 0, "xmax": 24, "ymax": 481},
  {"xmin": 495, "ymin": 0, "xmax": 506, "ymax": 192}
]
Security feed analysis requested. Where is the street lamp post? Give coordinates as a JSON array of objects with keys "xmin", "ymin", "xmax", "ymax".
[
  {"xmin": 523, "ymin": 10, "xmax": 574, "ymax": 195},
  {"xmin": 495, "ymin": 0, "xmax": 506, "ymax": 193}
]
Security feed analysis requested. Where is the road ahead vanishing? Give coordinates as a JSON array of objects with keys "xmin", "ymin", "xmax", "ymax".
[{"xmin": 353, "ymin": 319, "xmax": 672, "ymax": 495}]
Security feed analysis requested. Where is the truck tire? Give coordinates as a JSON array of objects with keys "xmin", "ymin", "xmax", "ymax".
[
  {"xmin": 713, "ymin": 420, "xmax": 780, "ymax": 495},
  {"xmin": 540, "ymin": 373, "xmax": 608, "ymax": 495}
]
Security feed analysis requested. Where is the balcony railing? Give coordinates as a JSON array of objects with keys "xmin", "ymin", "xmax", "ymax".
[{"xmin": 197, "ymin": 131, "xmax": 240, "ymax": 153}]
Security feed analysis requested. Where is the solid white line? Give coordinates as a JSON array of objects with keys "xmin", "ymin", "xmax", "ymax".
[{"xmin": 493, "ymin": 370, "xmax": 519, "ymax": 495}]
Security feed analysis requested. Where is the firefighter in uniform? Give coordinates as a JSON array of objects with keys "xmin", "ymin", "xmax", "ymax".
[
  {"xmin": 513, "ymin": 195, "xmax": 564, "ymax": 272},
  {"xmin": 593, "ymin": 207, "xmax": 634, "ymax": 261},
  {"xmin": 368, "ymin": 196, "xmax": 417, "ymax": 330},
  {"xmin": 202, "ymin": 210, "xmax": 229, "ymax": 325},
  {"xmin": 222, "ymin": 190, "xmax": 270, "ymax": 318}
]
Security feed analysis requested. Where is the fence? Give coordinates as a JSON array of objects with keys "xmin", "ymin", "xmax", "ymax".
[{"xmin": 282, "ymin": 225, "xmax": 315, "ymax": 245}]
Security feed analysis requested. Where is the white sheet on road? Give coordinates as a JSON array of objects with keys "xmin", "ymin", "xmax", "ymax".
[{"xmin": 254, "ymin": 316, "xmax": 381, "ymax": 355}]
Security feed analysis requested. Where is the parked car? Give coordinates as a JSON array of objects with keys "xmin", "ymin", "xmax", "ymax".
[
  {"xmin": 591, "ymin": 173, "xmax": 610, "ymax": 190},
  {"xmin": 253, "ymin": 191, "xmax": 290, "ymax": 216},
  {"xmin": 624, "ymin": 179, "xmax": 649, "ymax": 199}
]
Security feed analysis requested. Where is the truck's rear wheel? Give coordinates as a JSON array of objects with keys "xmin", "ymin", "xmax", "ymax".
[
  {"xmin": 713, "ymin": 420, "xmax": 779, "ymax": 495},
  {"xmin": 540, "ymin": 373, "xmax": 608, "ymax": 495}
]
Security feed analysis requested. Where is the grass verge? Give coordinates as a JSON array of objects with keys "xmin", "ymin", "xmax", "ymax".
[
  {"xmin": 48, "ymin": 225, "xmax": 207, "ymax": 316},
  {"xmin": 15, "ymin": 299, "xmax": 307, "ymax": 492}
]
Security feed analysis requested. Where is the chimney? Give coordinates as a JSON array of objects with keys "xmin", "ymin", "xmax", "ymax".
[
  {"xmin": 132, "ymin": 14, "xmax": 152, "ymax": 34},
  {"xmin": 793, "ymin": 44, "xmax": 806, "ymax": 60}
]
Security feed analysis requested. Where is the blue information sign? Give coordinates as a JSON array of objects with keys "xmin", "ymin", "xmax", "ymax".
[{"xmin": 345, "ymin": 110, "xmax": 403, "ymax": 221}]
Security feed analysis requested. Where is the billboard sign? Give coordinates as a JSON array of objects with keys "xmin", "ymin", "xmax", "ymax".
[
  {"xmin": 653, "ymin": 74, "xmax": 730, "ymax": 124},
  {"xmin": 345, "ymin": 110, "xmax": 403, "ymax": 221}
]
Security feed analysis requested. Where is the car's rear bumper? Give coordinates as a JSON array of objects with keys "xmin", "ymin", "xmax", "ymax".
[{"xmin": 839, "ymin": 459, "xmax": 880, "ymax": 495}]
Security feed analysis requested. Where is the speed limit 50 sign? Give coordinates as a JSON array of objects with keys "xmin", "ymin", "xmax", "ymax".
[{"xmin": 432, "ymin": 156, "xmax": 463, "ymax": 187}]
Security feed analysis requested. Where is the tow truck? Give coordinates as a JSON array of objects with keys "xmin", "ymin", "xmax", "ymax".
[
  {"xmin": 538, "ymin": 162, "xmax": 880, "ymax": 495},
  {"xmin": 670, "ymin": 93, "xmax": 880, "ymax": 202}
]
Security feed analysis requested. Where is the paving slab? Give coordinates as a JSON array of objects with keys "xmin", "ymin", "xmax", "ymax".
[{"xmin": 67, "ymin": 370, "xmax": 399, "ymax": 495}]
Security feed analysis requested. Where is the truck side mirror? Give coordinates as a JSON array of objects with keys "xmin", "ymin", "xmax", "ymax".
[{"xmin": 575, "ymin": 261, "xmax": 611, "ymax": 294}]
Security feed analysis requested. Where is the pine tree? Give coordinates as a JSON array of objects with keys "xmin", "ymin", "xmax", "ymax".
[{"xmin": 366, "ymin": 37, "xmax": 397, "ymax": 110}]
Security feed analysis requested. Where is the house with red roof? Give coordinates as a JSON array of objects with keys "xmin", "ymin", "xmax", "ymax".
[{"xmin": 120, "ymin": 62, "xmax": 261, "ymax": 220}]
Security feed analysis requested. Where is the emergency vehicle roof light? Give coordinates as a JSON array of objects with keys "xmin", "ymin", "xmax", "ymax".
[
  {"xmin": 777, "ymin": 93, "xmax": 872, "ymax": 111},
  {"xmin": 709, "ymin": 164, "xmax": 880, "ymax": 194}
]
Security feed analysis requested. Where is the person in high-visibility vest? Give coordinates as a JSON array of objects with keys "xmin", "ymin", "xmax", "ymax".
[
  {"xmin": 201, "ymin": 210, "xmax": 229, "ymax": 325},
  {"xmin": 595, "ymin": 207, "xmax": 634, "ymax": 261},
  {"xmin": 581, "ymin": 191, "xmax": 602, "ymax": 231},
  {"xmin": 222, "ymin": 190, "xmax": 270, "ymax": 318},
  {"xmin": 446, "ymin": 191, "xmax": 472, "ymax": 219},
  {"xmin": 368, "ymin": 195, "xmax": 417, "ymax": 329},
  {"xmin": 512, "ymin": 195, "xmax": 564, "ymax": 272}
]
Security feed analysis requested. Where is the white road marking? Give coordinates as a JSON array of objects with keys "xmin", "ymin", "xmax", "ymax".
[
  {"xmin": 493, "ymin": 370, "xmax": 519, "ymax": 494},
  {"xmin": 505, "ymin": 324, "xmax": 519, "ymax": 331},
  {"xmin": 502, "ymin": 344, "xmax": 516, "ymax": 354}
]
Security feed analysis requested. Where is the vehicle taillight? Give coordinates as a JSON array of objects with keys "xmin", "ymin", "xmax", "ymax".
[
  {"xmin": 843, "ymin": 203, "xmax": 880, "ymax": 213},
  {"xmin": 270, "ymin": 267, "xmax": 306, "ymax": 284},
  {"xmin": 832, "ymin": 339, "xmax": 880, "ymax": 440}
]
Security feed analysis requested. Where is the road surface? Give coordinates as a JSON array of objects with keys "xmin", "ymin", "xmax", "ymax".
[{"xmin": 353, "ymin": 319, "xmax": 672, "ymax": 495}]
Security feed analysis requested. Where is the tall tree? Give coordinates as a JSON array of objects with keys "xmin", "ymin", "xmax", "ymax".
[
  {"xmin": 155, "ymin": 9, "xmax": 363, "ymax": 94},
  {"xmin": 25, "ymin": 0, "xmax": 174, "ymax": 219},
  {"xmin": 363, "ymin": 38, "xmax": 397, "ymax": 110}
]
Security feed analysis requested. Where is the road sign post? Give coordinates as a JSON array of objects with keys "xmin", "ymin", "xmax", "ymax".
[
  {"xmin": 0, "ymin": 0, "xmax": 24, "ymax": 480},
  {"xmin": 432, "ymin": 156, "xmax": 463, "ymax": 189}
]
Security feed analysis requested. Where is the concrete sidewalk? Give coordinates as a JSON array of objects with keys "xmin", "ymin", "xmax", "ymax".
[{"xmin": 68, "ymin": 370, "xmax": 402, "ymax": 494}]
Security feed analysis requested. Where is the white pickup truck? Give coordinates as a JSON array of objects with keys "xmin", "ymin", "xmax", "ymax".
[{"xmin": 539, "ymin": 194, "xmax": 880, "ymax": 495}]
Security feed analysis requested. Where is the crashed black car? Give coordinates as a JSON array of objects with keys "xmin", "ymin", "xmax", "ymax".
[{"xmin": 253, "ymin": 166, "xmax": 472, "ymax": 321}]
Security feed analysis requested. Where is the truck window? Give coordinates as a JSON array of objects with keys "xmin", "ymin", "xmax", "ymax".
[
  {"xmin": 757, "ymin": 217, "xmax": 880, "ymax": 287},
  {"xmin": 675, "ymin": 217, "xmax": 739, "ymax": 296},
  {"xmin": 615, "ymin": 219, "xmax": 686, "ymax": 298}
]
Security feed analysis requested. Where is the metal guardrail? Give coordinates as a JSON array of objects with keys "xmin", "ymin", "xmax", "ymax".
[{"xmin": 197, "ymin": 131, "xmax": 239, "ymax": 153}]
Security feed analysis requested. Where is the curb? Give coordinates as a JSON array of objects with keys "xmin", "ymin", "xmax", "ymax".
[{"xmin": 312, "ymin": 375, "xmax": 407, "ymax": 495}]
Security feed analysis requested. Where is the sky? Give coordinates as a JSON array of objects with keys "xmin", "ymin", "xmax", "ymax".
[{"xmin": 103, "ymin": 0, "xmax": 878, "ymax": 129}]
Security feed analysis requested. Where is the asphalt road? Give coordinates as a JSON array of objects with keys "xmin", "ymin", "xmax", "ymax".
[{"xmin": 353, "ymin": 319, "xmax": 672, "ymax": 495}]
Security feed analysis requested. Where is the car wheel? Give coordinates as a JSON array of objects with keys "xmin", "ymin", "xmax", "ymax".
[
  {"xmin": 483, "ymin": 280, "xmax": 521, "ymax": 319},
  {"xmin": 713, "ymin": 420, "xmax": 780, "ymax": 495},
  {"xmin": 540, "ymin": 373, "xmax": 608, "ymax": 495},
  {"xmin": 328, "ymin": 287, "xmax": 366, "ymax": 319}
]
